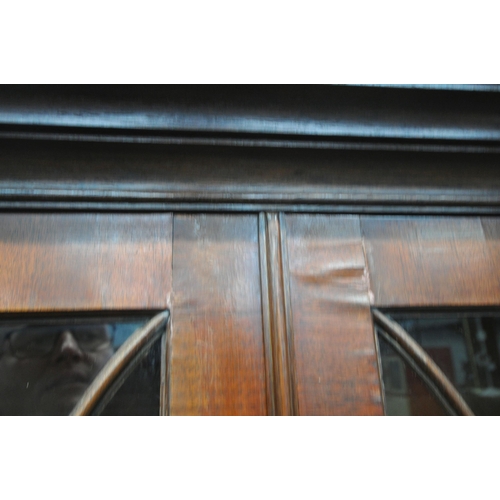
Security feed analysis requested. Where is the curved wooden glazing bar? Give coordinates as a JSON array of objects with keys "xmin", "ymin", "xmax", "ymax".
[
  {"xmin": 372, "ymin": 309, "xmax": 474, "ymax": 416},
  {"xmin": 70, "ymin": 310, "xmax": 170, "ymax": 416}
]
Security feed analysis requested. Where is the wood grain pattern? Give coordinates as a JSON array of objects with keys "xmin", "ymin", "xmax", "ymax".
[
  {"xmin": 169, "ymin": 214, "xmax": 267, "ymax": 415},
  {"xmin": 362, "ymin": 217, "xmax": 500, "ymax": 306},
  {"xmin": 481, "ymin": 217, "xmax": 500, "ymax": 280},
  {"xmin": 258, "ymin": 213, "xmax": 297, "ymax": 415},
  {"xmin": 284, "ymin": 214, "xmax": 383, "ymax": 415},
  {"xmin": 0, "ymin": 213, "xmax": 172, "ymax": 312}
]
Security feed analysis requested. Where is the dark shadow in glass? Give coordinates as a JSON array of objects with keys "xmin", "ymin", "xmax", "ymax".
[
  {"xmin": 0, "ymin": 315, "xmax": 156, "ymax": 416},
  {"xmin": 376, "ymin": 331, "xmax": 449, "ymax": 416},
  {"xmin": 97, "ymin": 335, "xmax": 162, "ymax": 416},
  {"xmin": 378, "ymin": 311, "xmax": 500, "ymax": 416}
]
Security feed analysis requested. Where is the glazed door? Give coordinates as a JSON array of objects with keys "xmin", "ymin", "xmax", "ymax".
[
  {"xmin": 1, "ymin": 212, "xmax": 499, "ymax": 415},
  {"xmin": 362, "ymin": 216, "xmax": 500, "ymax": 416},
  {"xmin": 0, "ymin": 212, "xmax": 173, "ymax": 415},
  {"xmin": 281, "ymin": 215, "xmax": 500, "ymax": 416},
  {"xmin": 0, "ymin": 212, "xmax": 271, "ymax": 416}
]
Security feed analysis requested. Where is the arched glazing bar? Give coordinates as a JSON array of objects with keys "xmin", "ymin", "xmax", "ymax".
[
  {"xmin": 71, "ymin": 310, "xmax": 169, "ymax": 416},
  {"xmin": 372, "ymin": 309, "xmax": 474, "ymax": 416}
]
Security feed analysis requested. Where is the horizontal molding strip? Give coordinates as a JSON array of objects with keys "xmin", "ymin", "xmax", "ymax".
[
  {"xmin": 1, "ymin": 130, "xmax": 500, "ymax": 154},
  {"xmin": 0, "ymin": 202, "xmax": 499, "ymax": 215},
  {"xmin": 0, "ymin": 185, "xmax": 499, "ymax": 204},
  {"xmin": 1, "ymin": 85, "xmax": 500, "ymax": 143}
]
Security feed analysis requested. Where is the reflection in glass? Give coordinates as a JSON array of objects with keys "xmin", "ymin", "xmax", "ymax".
[
  {"xmin": 377, "ymin": 311, "xmax": 500, "ymax": 416},
  {"xmin": 98, "ymin": 335, "xmax": 162, "ymax": 416},
  {"xmin": 377, "ymin": 332, "xmax": 448, "ymax": 416},
  {"xmin": 0, "ymin": 316, "xmax": 155, "ymax": 415}
]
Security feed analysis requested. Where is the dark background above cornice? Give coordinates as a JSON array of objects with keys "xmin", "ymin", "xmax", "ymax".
[{"xmin": 0, "ymin": 85, "xmax": 499, "ymax": 144}]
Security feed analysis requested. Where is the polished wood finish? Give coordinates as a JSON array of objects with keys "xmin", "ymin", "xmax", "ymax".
[
  {"xmin": 258, "ymin": 213, "xmax": 297, "ymax": 415},
  {"xmin": 0, "ymin": 213, "xmax": 172, "ymax": 312},
  {"xmin": 284, "ymin": 215, "xmax": 383, "ymax": 415},
  {"xmin": 160, "ymin": 330, "xmax": 169, "ymax": 416},
  {"xmin": 362, "ymin": 217, "xmax": 500, "ymax": 307},
  {"xmin": 258, "ymin": 214, "xmax": 275, "ymax": 415},
  {"xmin": 1, "ymin": 139, "xmax": 499, "ymax": 215},
  {"xmin": 482, "ymin": 217, "xmax": 500, "ymax": 275},
  {"xmin": 1, "ymin": 85, "xmax": 499, "ymax": 142},
  {"xmin": 169, "ymin": 214, "xmax": 267, "ymax": 415},
  {"xmin": 0, "ymin": 87, "xmax": 498, "ymax": 416},
  {"xmin": 1, "ymin": 86, "xmax": 499, "ymax": 218}
]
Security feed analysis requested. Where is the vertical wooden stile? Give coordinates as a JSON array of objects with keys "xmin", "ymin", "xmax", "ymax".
[{"xmin": 259, "ymin": 213, "xmax": 298, "ymax": 416}]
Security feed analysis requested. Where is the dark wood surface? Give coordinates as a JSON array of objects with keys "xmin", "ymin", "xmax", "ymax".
[
  {"xmin": 1, "ymin": 139, "xmax": 499, "ymax": 214},
  {"xmin": 169, "ymin": 214, "xmax": 267, "ymax": 415},
  {"xmin": 1, "ymin": 85, "xmax": 499, "ymax": 142},
  {"xmin": 0, "ymin": 213, "xmax": 172, "ymax": 312},
  {"xmin": 0, "ymin": 86, "xmax": 499, "ymax": 417},
  {"xmin": 362, "ymin": 217, "xmax": 500, "ymax": 307},
  {"xmin": 284, "ymin": 214, "xmax": 383, "ymax": 415}
]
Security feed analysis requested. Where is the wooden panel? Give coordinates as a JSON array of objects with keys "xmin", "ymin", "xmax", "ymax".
[
  {"xmin": 284, "ymin": 214, "xmax": 383, "ymax": 415},
  {"xmin": 362, "ymin": 217, "xmax": 500, "ymax": 306},
  {"xmin": 482, "ymin": 217, "xmax": 500, "ymax": 276},
  {"xmin": 170, "ymin": 214, "xmax": 267, "ymax": 415},
  {"xmin": 259, "ymin": 213, "xmax": 297, "ymax": 415},
  {"xmin": 0, "ymin": 213, "xmax": 172, "ymax": 311}
]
